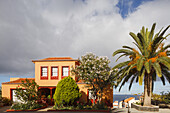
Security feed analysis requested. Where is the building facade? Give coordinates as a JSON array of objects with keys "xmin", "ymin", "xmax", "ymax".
[{"xmin": 2, "ymin": 57, "xmax": 113, "ymax": 106}]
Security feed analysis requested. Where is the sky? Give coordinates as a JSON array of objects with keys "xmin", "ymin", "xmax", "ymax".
[{"xmin": 0, "ymin": 0, "xmax": 169, "ymax": 94}]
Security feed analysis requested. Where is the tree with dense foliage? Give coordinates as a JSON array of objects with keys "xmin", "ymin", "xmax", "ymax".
[
  {"xmin": 71, "ymin": 53, "xmax": 115, "ymax": 104},
  {"xmin": 112, "ymin": 23, "xmax": 170, "ymax": 106},
  {"xmin": 53, "ymin": 76, "xmax": 81, "ymax": 106},
  {"xmin": 15, "ymin": 79, "xmax": 39, "ymax": 104},
  {"xmin": 10, "ymin": 79, "xmax": 41, "ymax": 110},
  {"xmin": 163, "ymin": 91, "xmax": 170, "ymax": 104},
  {"xmin": 0, "ymin": 87, "xmax": 1, "ymax": 98}
]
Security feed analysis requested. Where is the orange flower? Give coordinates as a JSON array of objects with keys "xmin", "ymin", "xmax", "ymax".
[
  {"xmin": 128, "ymin": 55, "xmax": 140, "ymax": 65},
  {"xmin": 128, "ymin": 61, "xmax": 134, "ymax": 66},
  {"xmin": 132, "ymin": 66, "xmax": 137, "ymax": 69},
  {"xmin": 148, "ymin": 56, "xmax": 158, "ymax": 63},
  {"xmin": 135, "ymin": 56, "xmax": 140, "ymax": 60},
  {"xmin": 158, "ymin": 52, "xmax": 167, "ymax": 57},
  {"xmin": 132, "ymin": 48, "xmax": 139, "ymax": 54}
]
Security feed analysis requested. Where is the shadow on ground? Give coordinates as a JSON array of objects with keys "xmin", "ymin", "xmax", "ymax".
[{"xmin": 0, "ymin": 106, "xmax": 10, "ymax": 112}]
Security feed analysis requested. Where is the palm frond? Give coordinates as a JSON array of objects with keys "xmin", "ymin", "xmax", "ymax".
[
  {"xmin": 112, "ymin": 61, "xmax": 130, "ymax": 69},
  {"xmin": 113, "ymin": 49, "xmax": 133, "ymax": 57},
  {"xmin": 137, "ymin": 33, "xmax": 145, "ymax": 47},
  {"xmin": 152, "ymin": 62, "xmax": 162, "ymax": 77},
  {"xmin": 157, "ymin": 57, "xmax": 170, "ymax": 70},
  {"xmin": 159, "ymin": 25, "xmax": 170, "ymax": 37},
  {"xmin": 129, "ymin": 74, "xmax": 137, "ymax": 91},
  {"xmin": 119, "ymin": 73, "xmax": 132, "ymax": 91},
  {"xmin": 137, "ymin": 58, "xmax": 144, "ymax": 72},
  {"xmin": 160, "ymin": 75, "xmax": 165, "ymax": 85},
  {"xmin": 163, "ymin": 44, "xmax": 170, "ymax": 51},
  {"xmin": 122, "ymin": 46, "xmax": 133, "ymax": 50},
  {"xmin": 144, "ymin": 61, "xmax": 151, "ymax": 74},
  {"xmin": 116, "ymin": 53, "xmax": 127, "ymax": 62},
  {"xmin": 166, "ymin": 50, "xmax": 170, "ymax": 56},
  {"xmin": 125, "ymin": 64, "xmax": 136, "ymax": 75},
  {"xmin": 162, "ymin": 70, "xmax": 170, "ymax": 83},
  {"xmin": 139, "ymin": 69, "xmax": 145, "ymax": 85},
  {"xmin": 148, "ymin": 23, "xmax": 156, "ymax": 42},
  {"xmin": 129, "ymin": 32, "xmax": 143, "ymax": 49},
  {"xmin": 133, "ymin": 42, "xmax": 143, "ymax": 54},
  {"xmin": 152, "ymin": 36, "xmax": 165, "ymax": 52}
]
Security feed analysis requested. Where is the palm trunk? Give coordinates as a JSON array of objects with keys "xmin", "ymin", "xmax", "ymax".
[{"xmin": 143, "ymin": 74, "xmax": 152, "ymax": 106}]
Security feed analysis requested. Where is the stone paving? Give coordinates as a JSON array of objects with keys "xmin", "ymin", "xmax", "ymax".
[
  {"xmin": 111, "ymin": 108, "xmax": 170, "ymax": 113},
  {"xmin": 0, "ymin": 106, "xmax": 10, "ymax": 113},
  {"xmin": 0, "ymin": 106, "xmax": 170, "ymax": 113},
  {"xmin": 37, "ymin": 105, "xmax": 53, "ymax": 112}
]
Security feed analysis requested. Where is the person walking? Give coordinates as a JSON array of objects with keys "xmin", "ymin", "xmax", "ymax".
[{"xmin": 122, "ymin": 100, "xmax": 125, "ymax": 108}]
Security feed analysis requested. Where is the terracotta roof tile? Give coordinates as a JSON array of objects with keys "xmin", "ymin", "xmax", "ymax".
[
  {"xmin": 2, "ymin": 78, "xmax": 35, "ymax": 84},
  {"xmin": 124, "ymin": 97, "xmax": 135, "ymax": 103},
  {"xmin": 32, "ymin": 57, "xmax": 78, "ymax": 62},
  {"xmin": 113, "ymin": 101, "xmax": 118, "ymax": 103}
]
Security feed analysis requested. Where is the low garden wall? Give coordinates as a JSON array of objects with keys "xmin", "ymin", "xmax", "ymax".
[
  {"xmin": 158, "ymin": 104, "xmax": 170, "ymax": 108},
  {"xmin": 131, "ymin": 103, "xmax": 159, "ymax": 112}
]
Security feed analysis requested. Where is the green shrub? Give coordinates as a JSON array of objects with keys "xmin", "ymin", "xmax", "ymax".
[
  {"xmin": 53, "ymin": 76, "xmax": 82, "ymax": 106},
  {"xmin": 11, "ymin": 103, "xmax": 21, "ymax": 110},
  {"xmin": 53, "ymin": 104, "xmax": 75, "ymax": 110},
  {"xmin": 15, "ymin": 79, "xmax": 39, "ymax": 104},
  {"xmin": 92, "ymin": 101, "xmax": 107, "ymax": 110},
  {"xmin": 164, "ymin": 92, "xmax": 170, "ymax": 104},
  {"xmin": 10, "ymin": 102, "xmax": 43, "ymax": 110},
  {"xmin": 1, "ymin": 97, "xmax": 12, "ymax": 106},
  {"xmin": 76, "ymin": 101, "xmax": 84, "ymax": 109},
  {"xmin": 47, "ymin": 95, "xmax": 51, "ymax": 100}
]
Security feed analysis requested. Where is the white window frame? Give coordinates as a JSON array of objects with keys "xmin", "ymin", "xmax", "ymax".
[
  {"xmin": 51, "ymin": 67, "xmax": 58, "ymax": 77},
  {"xmin": 62, "ymin": 66, "xmax": 69, "ymax": 77}
]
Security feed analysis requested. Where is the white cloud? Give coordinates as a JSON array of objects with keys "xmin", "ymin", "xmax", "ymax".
[{"xmin": 0, "ymin": 0, "xmax": 169, "ymax": 77}]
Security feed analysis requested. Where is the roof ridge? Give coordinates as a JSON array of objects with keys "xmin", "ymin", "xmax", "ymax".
[
  {"xmin": 32, "ymin": 57, "xmax": 78, "ymax": 62},
  {"xmin": 2, "ymin": 78, "xmax": 35, "ymax": 84},
  {"xmin": 124, "ymin": 97, "xmax": 135, "ymax": 102}
]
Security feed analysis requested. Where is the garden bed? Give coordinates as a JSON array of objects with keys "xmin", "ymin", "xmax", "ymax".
[
  {"xmin": 158, "ymin": 104, "xmax": 170, "ymax": 108},
  {"xmin": 6, "ymin": 105, "xmax": 47, "ymax": 112},
  {"xmin": 0, "ymin": 103, "xmax": 4, "ymax": 107},
  {"xmin": 131, "ymin": 103, "xmax": 159, "ymax": 112},
  {"xmin": 48, "ymin": 109, "xmax": 110, "ymax": 112}
]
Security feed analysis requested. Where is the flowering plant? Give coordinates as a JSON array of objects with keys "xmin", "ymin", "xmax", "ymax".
[{"xmin": 72, "ymin": 53, "xmax": 116, "ymax": 104}]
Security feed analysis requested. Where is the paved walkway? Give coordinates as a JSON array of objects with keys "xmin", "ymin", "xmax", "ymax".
[
  {"xmin": 0, "ymin": 106, "xmax": 10, "ymax": 112},
  {"xmin": 0, "ymin": 106, "xmax": 169, "ymax": 113},
  {"xmin": 37, "ymin": 105, "xmax": 53, "ymax": 112},
  {"xmin": 111, "ymin": 108, "xmax": 170, "ymax": 113}
]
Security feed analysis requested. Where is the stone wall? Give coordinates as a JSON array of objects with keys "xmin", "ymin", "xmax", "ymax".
[{"xmin": 131, "ymin": 103, "xmax": 159, "ymax": 112}]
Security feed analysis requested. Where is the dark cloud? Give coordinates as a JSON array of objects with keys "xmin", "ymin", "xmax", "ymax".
[{"xmin": 0, "ymin": 0, "xmax": 169, "ymax": 77}]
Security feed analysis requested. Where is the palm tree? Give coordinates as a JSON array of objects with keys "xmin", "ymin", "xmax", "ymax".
[{"xmin": 112, "ymin": 23, "xmax": 170, "ymax": 106}]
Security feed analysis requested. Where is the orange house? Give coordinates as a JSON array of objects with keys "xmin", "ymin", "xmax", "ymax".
[{"xmin": 2, "ymin": 57, "xmax": 113, "ymax": 106}]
